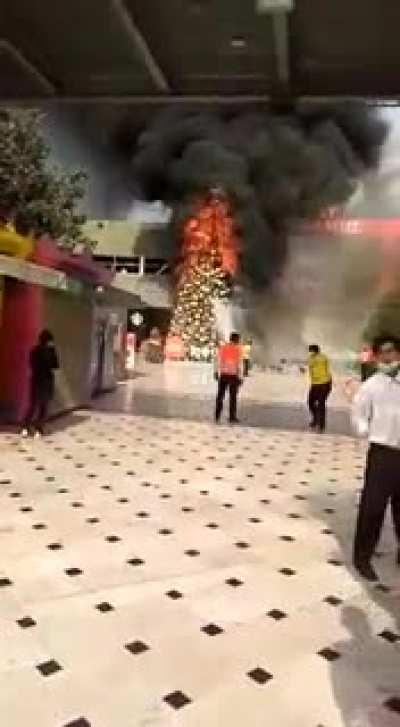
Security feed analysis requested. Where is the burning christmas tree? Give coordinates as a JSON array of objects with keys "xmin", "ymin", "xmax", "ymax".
[{"xmin": 168, "ymin": 191, "xmax": 239, "ymax": 360}]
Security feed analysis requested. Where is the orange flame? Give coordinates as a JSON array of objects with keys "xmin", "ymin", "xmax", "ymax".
[{"xmin": 181, "ymin": 195, "xmax": 239, "ymax": 277}]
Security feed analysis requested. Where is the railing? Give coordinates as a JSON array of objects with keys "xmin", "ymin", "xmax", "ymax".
[{"xmin": 94, "ymin": 255, "xmax": 170, "ymax": 275}]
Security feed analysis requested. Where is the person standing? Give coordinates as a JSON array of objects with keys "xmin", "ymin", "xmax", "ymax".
[
  {"xmin": 215, "ymin": 332, "xmax": 243, "ymax": 424},
  {"xmin": 242, "ymin": 338, "xmax": 252, "ymax": 377},
  {"xmin": 22, "ymin": 330, "xmax": 59, "ymax": 437},
  {"xmin": 352, "ymin": 336, "xmax": 400, "ymax": 582},
  {"xmin": 307, "ymin": 344, "xmax": 332, "ymax": 432}
]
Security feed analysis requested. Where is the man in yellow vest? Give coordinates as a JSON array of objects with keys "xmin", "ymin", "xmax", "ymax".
[
  {"xmin": 242, "ymin": 338, "xmax": 252, "ymax": 377},
  {"xmin": 308, "ymin": 344, "xmax": 332, "ymax": 432}
]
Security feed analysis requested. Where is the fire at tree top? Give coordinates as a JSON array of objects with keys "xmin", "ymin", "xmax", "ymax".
[{"xmin": 132, "ymin": 103, "xmax": 387, "ymax": 289}]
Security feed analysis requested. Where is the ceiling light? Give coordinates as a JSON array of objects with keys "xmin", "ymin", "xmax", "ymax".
[{"xmin": 231, "ymin": 36, "xmax": 247, "ymax": 49}]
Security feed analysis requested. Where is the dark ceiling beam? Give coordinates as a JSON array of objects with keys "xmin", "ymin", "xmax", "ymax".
[
  {"xmin": 0, "ymin": 94, "xmax": 270, "ymax": 105},
  {"xmin": 111, "ymin": 0, "xmax": 170, "ymax": 94},
  {"xmin": 0, "ymin": 39, "xmax": 55, "ymax": 95},
  {"xmin": 256, "ymin": 1, "xmax": 293, "ymax": 87},
  {"xmin": 0, "ymin": 95, "xmax": 394, "ymax": 107}
]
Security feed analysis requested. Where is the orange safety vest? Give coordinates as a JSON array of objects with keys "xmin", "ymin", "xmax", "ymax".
[{"xmin": 218, "ymin": 343, "xmax": 242, "ymax": 376}]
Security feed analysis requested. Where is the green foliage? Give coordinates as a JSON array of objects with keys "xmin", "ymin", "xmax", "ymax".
[{"xmin": 0, "ymin": 108, "xmax": 94, "ymax": 249}]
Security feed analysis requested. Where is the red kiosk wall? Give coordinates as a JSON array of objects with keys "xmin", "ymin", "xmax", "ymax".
[{"xmin": 0, "ymin": 279, "xmax": 43, "ymax": 422}]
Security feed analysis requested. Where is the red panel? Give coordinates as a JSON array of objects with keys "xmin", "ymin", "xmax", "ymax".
[{"xmin": 0, "ymin": 280, "xmax": 43, "ymax": 422}]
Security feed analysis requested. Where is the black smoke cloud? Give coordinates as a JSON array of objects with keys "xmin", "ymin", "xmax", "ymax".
[{"xmin": 132, "ymin": 103, "xmax": 387, "ymax": 288}]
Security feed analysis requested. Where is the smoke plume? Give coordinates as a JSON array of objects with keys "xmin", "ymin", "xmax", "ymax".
[{"xmin": 132, "ymin": 103, "xmax": 387, "ymax": 288}]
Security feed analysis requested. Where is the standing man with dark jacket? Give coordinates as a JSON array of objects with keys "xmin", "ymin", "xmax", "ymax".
[
  {"xmin": 352, "ymin": 336, "xmax": 400, "ymax": 581},
  {"xmin": 215, "ymin": 333, "xmax": 243, "ymax": 424},
  {"xmin": 22, "ymin": 330, "xmax": 59, "ymax": 438}
]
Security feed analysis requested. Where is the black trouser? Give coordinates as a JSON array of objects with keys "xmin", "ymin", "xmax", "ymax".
[
  {"xmin": 24, "ymin": 381, "xmax": 52, "ymax": 431},
  {"xmin": 243, "ymin": 359, "xmax": 250, "ymax": 377},
  {"xmin": 308, "ymin": 381, "xmax": 332, "ymax": 430},
  {"xmin": 354, "ymin": 443, "xmax": 400, "ymax": 565},
  {"xmin": 215, "ymin": 375, "xmax": 240, "ymax": 422}
]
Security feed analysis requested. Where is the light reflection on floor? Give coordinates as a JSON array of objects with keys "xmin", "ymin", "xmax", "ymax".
[{"xmin": 97, "ymin": 360, "xmax": 352, "ymax": 435}]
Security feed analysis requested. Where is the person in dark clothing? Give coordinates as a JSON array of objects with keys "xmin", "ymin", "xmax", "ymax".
[
  {"xmin": 215, "ymin": 332, "xmax": 243, "ymax": 424},
  {"xmin": 22, "ymin": 330, "xmax": 59, "ymax": 437}
]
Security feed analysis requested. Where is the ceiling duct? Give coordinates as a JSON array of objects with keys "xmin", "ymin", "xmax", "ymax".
[
  {"xmin": 256, "ymin": 0, "xmax": 294, "ymax": 86},
  {"xmin": 256, "ymin": 0, "xmax": 294, "ymax": 12}
]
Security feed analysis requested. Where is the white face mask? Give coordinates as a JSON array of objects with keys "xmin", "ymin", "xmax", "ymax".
[{"xmin": 379, "ymin": 362, "xmax": 400, "ymax": 378}]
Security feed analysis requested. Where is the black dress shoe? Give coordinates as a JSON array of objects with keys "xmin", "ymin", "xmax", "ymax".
[
  {"xmin": 229, "ymin": 418, "xmax": 240, "ymax": 424},
  {"xmin": 354, "ymin": 560, "xmax": 378, "ymax": 582}
]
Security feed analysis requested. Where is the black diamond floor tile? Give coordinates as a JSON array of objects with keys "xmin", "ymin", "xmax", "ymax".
[
  {"xmin": 163, "ymin": 691, "xmax": 192, "ymax": 710},
  {"xmin": 247, "ymin": 667, "xmax": 273, "ymax": 685},
  {"xmin": 267, "ymin": 609, "xmax": 287, "ymax": 621},
  {"xmin": 96, "ymin": 602, "xmax": 114, "ymax": 613},
  {"xmin": 225, "ymin": 578, "xmax": 243, "ymax": 587},
  {"xmin": 323, "ymin": 596, "xmax": 343, "ymax": 606},
  {"xmin": 36, "ymin": 659, "xmax": 63, "ymax": 677},
  {"xmin": 279, "ymin": 568, "xmax": 296, "ymax": 576},
  {"xmin": 17, "ymin": 616, "xmax": 36, "ymax": 628},
  {"xmin": 0, "ymin": 578, "xmax": 12, "ymax": 587},
  {"xmin": 201, "ymin": 623, "xmax": 224, "ymax": 636},
  {"xmin": 318, "ymin": 648, "xmax": 341, "ymax": 661},
  {"xmin": 379, "ymin": 629, "xmax": 400, "ymax": 644},
  {"xmin": 166, "ymin": 590, "xmax": 183, "ymax": 600},
  {"xmin": 125, "ymin": 640, "xmax": 149, "ymax": 655}
]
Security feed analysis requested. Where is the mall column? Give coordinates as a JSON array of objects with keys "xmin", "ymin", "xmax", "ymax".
[{"xmin": 0, "ymin": 279, "xmax": 43, "ymax": 422}]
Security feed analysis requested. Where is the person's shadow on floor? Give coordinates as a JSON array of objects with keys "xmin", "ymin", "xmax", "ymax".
[
  {"xmin": 307, "ymin": 486, "xmax": 400, "ymax": 726},
  {"xmin": 329, "ymin": 606, "xmax": 400, "ymax": 726}
]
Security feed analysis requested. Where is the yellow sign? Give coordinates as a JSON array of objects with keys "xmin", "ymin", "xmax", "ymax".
[{"xmin": 0, "ymin": 228, "xmax": 33, "ymax": 259}]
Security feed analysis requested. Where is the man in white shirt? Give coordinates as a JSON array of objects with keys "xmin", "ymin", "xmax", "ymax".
[{"xmin": 352, "ymin": 336, "xmax": 400, "ymax": 581}]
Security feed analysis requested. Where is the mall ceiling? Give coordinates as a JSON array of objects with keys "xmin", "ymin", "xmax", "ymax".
[{"xmin": 1, "ymin": 0, "xmax": 399, "ymax": 105}]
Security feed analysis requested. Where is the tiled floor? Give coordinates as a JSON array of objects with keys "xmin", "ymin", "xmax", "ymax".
[
  {"xmin": 1, "ymin": 413, "xmax": 400, "ymax": 726},
  {"xmin": 98, "ymin": 361, "xmax": 352, "ymax": 434}
]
